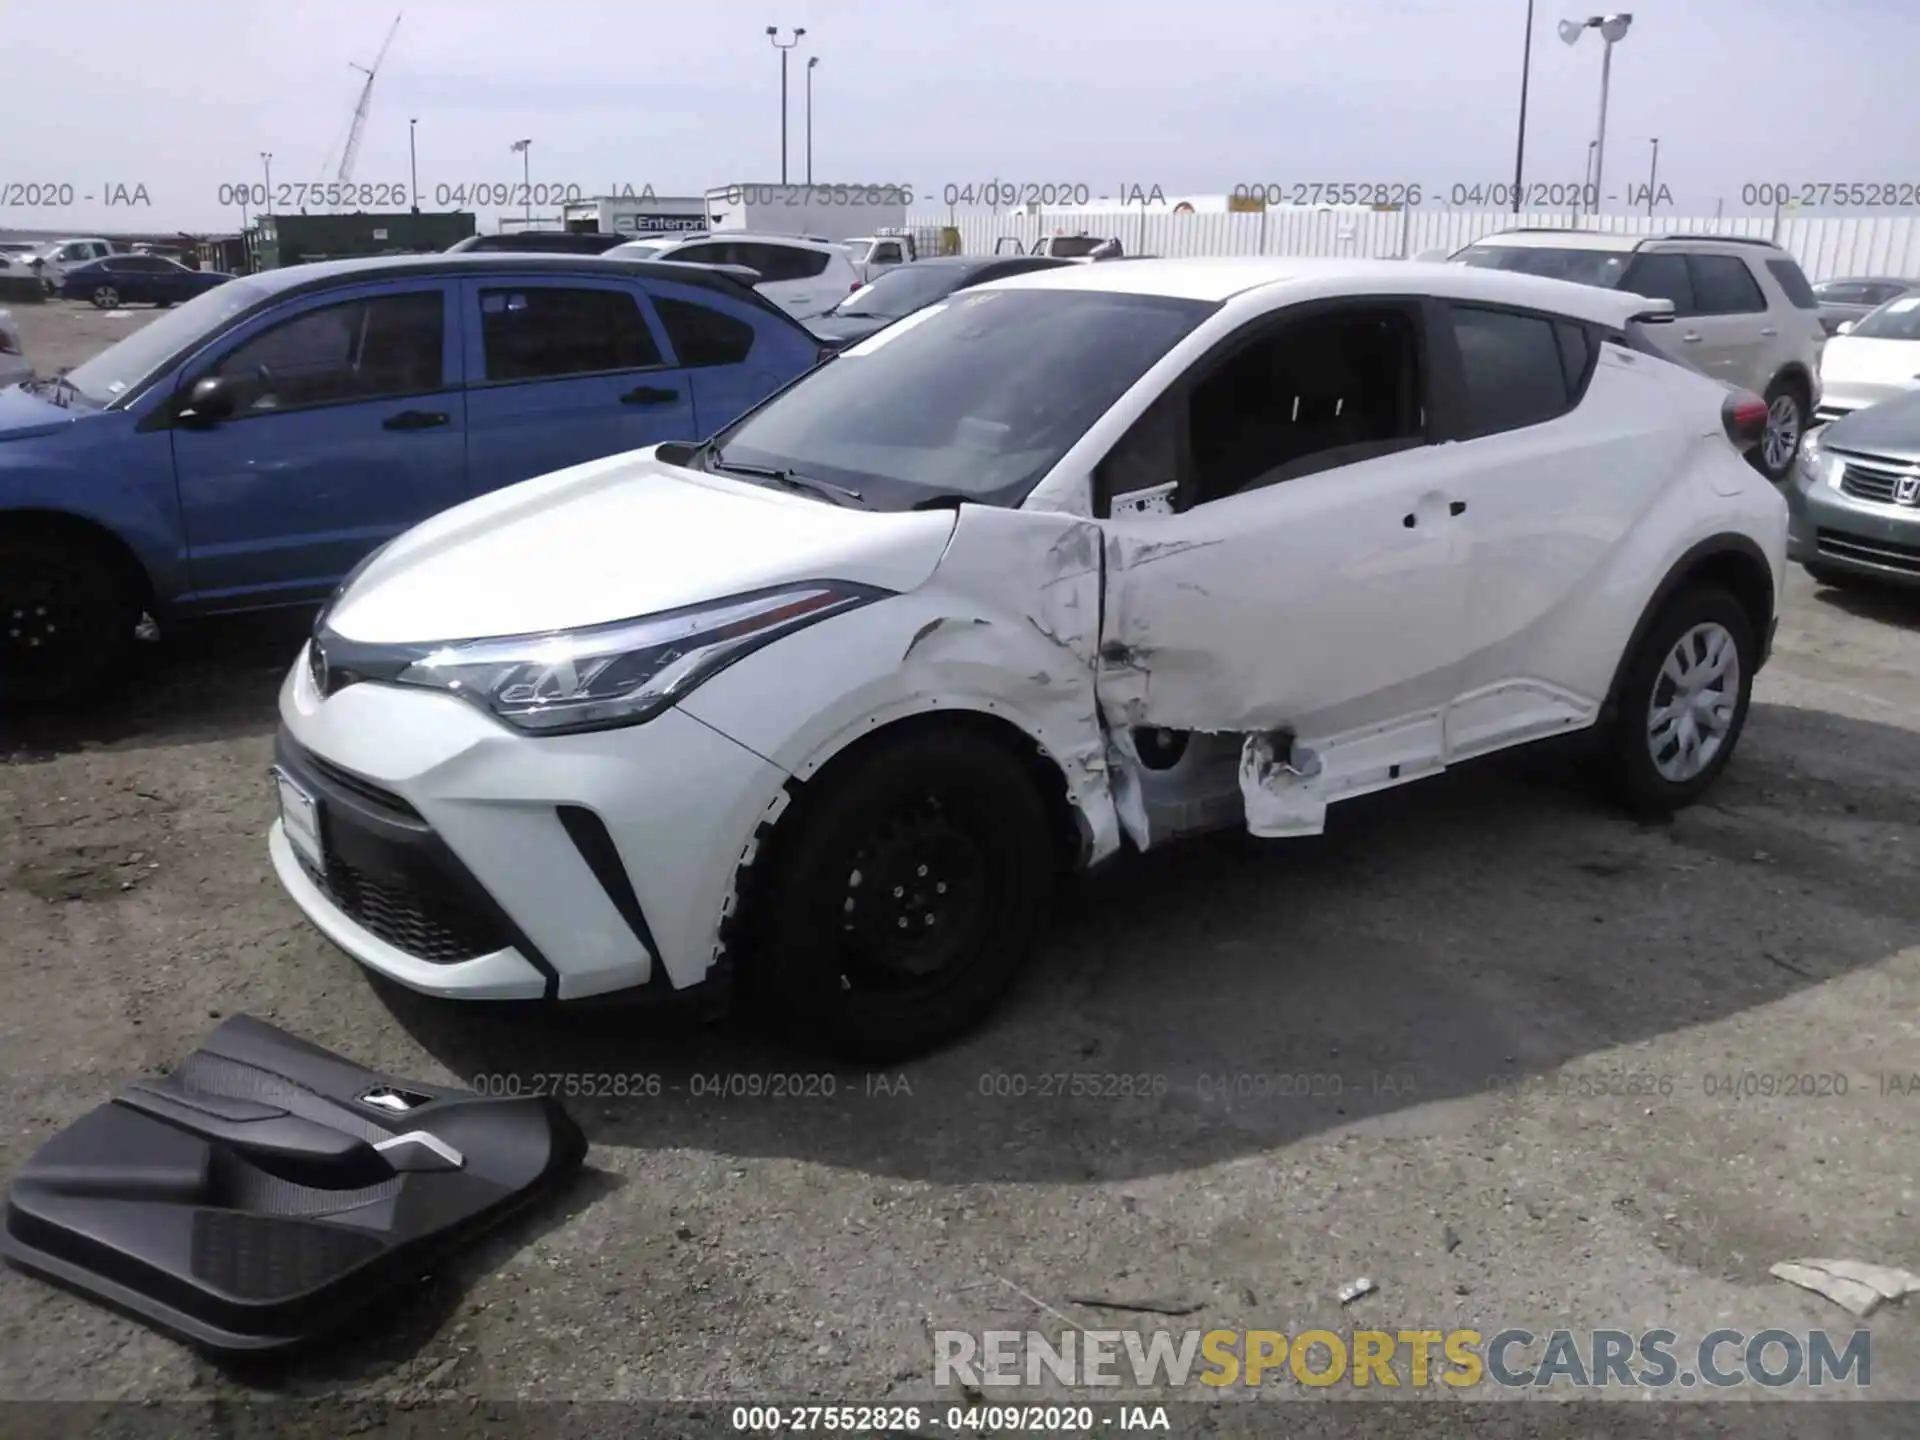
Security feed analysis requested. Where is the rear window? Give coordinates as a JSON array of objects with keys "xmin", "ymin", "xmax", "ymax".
[
  {"xmin": 1765, "ymin": 258, "xmax": 1819, "ymax": 309},
  {"xmin": 1448, "ymin": 305, "xmax": 1574, "ymax": 436},
  {"xmin": 1850, "ymin": 296, "xmax": 1920, "ymax": 341},
  {"xmin": 1454, "ymin": 244, "xmax": 1630, "ymax": 288},
  {"xmin": 1046, "ymin": 237, "xmax": 1107, "ymax": 258}
]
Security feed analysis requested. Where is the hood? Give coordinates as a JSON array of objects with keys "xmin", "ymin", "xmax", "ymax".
[
  {"xmin": 808, "ymin": 313, "xmax": 893, "ymax": 345},
  {"xmin": 0, "ymin": 384, "xmax": 90, "ymax": 442},
  {"xmin": 1822, "ymin": 335, "xmax": 1920, "ymax": 384},
  {"xmin": 1819, "ymin": 388, "xmax": 1920, "ymax": 459},
  {"xmin": 327, "ymin": 447, "xmax": 959, "ymax": 645}
]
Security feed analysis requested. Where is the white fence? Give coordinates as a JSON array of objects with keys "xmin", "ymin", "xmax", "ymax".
[{"xmin": 906, "ymin": 209, "xmax": 1920, "ymax": 282}]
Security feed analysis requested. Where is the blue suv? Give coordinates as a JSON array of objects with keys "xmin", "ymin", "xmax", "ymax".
[{"xmin": 0, "ymin": 254, "xmax": 826, "ymax": 702}]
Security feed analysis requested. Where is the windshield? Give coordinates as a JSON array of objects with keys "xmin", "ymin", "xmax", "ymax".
[
  {"xmin": 830, "ymin": 265, "xmax": 965, "ymax": 319},
  {"xmin": 709, "ymin": 288, "xmax": 1213, "ymax": 508},
  {"xmin": 1850, "ymin": 295, "xmax": 1920, "ymax": 341},
  {"xmin": 845, "ymin": 240, "xmax": 874, "ymax": 264},
  {"xmin": 62, "ymin": 275, "xmax": 273, "ymax": 405},
  {"xmin": 1046, "ymin": 236, "xmax": 1106, "ymax": 259},
  {"xmin": 1454, "ymin": 244, "xmax": 1630, "ymax": 288}
]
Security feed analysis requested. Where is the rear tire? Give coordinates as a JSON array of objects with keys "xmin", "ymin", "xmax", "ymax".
[
  {"xmin": 90, "ymin": 285, "xmax": 119, "ymax": 310},
  {"xmin": 1605, "ymin": 586, "xmax": 1756, "ymax": 816},
  {"xmin": 737, "ymin": 729, "xmax": 1054, "ymax": 1063},
  {"xmin": 1753, "ymin": 377, "xmax": 1806, "ymax": 482},
  {"xmin": 0, "ymin": 530, "xmax": 139, "ymax": 707}
]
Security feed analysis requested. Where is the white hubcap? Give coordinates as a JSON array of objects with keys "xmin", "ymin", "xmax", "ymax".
[
  {"xmin": 1647, "ymin": 622, "xmax": 1741, "ymax": 783},
  {"xmin": 1763, "ymin": 395, "xmax": 1801, "ymax": 471}
]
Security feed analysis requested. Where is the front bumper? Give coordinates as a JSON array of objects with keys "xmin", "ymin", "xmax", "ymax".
[
  {"xmin": 1786, "ymin": 454, "xmax": 1920, "ymax": 587},
  {"xmin": 270, "ymin": 648, "xmax": 791, "ymax": 1001}
]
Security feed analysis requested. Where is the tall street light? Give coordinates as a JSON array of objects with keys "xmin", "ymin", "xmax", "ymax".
[
  {"xmin": 1511, "ymin": 0, "xmax": 1536, "ymax": 214},
  {"xmin": 806, "ymin": 56, "xmax": 819, "ymax": 186},
  {"xmin": 767, "ymin": 26, "xmax": 805, "ymax": 184},
  {"xmin": 1560, "ymin": 13, "xmax": 1633, "ymax": 214},
  {"xmin": 510, "ymin": 138, "xmax": 532, "ymax": 224},
  {"xmin": 1646, "ymin": 136, "xmax": 1659, "ymax": 216},
  {"xmin": 260, "ymin": 152, "xmax": 273, "ymax": 215},
  {"xmin": 409, "ymin": 118, "xmax": 420, "ymax": 212}
]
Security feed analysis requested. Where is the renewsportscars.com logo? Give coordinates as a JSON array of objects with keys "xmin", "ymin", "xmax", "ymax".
[{"xmin": 934, "ymin": 1327, "xmax": 1872, "ymax": 1390}]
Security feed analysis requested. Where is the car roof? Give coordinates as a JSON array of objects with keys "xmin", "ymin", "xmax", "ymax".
[
  {"xmin": 662, "ymin": 233, "xmax": 846, "ymax": 253},
  {"xmin": 1465, "ymin": 228, "xmax": 1788, "ymax": 256},
  {"xmin": 1819, "ymin": 275, "xmax": 1918, "ymax": 286},
  {"xmin": 970, "ymin": 255, "xmax": 1671, "ymax": 327}
]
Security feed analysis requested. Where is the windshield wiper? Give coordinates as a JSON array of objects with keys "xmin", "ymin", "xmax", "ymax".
[{"xmin": 707, "ymin": 453, "xmax": 868, "ymax": 508}]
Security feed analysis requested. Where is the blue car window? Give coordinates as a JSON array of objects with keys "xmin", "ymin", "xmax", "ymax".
[
  {"xmin": 212, "ymin": 291, "xmax": 445, "ymax": 413},
  {"xmin": 653, "ymin": 296, "xmax": 755, "ymax": 367},
  {"xmin": 479, "ymin": 285, "xmax": 663, "ymax": 381}
]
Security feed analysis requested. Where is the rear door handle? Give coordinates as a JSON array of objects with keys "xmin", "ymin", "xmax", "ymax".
[
  {"xmin": 1760, "ymin": 327, "xmax": 1778, "ymax": 336},
  {"xmin": 1681, "ymin": 332, "xmax": 1704, "ymax": 343},
  {"xmin": 382, "ymin": 410, "xmax": 448, "ymax": 430},
  {"xmin": 621, "ymin": 385, "xmax": 679, "ymax": 406}
]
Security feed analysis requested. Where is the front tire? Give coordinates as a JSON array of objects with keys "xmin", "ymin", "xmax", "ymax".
[
  {"xmin": 90, "ymin": 285, "xmax": 120, "ymax": 310},
  {"xmin": 1606, "ymin": 586, "xmax": 1756, "ymax": 815},
  {"xmin": 0, "ymin": 530, "xmax": 139, "ymax": 706},
  {"xmin": 737, "ymin": 729, "xmax": 1054, "ymax": 1063},
  {"xmin": 1754, "ymin": 378, "xmax": 1806, "ymax": 482}
]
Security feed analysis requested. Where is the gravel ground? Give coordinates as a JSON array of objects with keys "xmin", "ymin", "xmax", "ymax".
[{"xmin": 2, "ymin": 301, "xmax": 1919, "ymax": 1436}]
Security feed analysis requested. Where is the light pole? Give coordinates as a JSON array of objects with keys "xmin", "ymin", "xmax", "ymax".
[
  {"xmin": 409, "ymin": 118, "xmax": 420, "ymax": 212},
  {"xmin": 1560, "ymin": 14, "xmax": 1633, "ymax": 215},
  {"xmin": 806, "ymin": 56, "xmax": 818, "ymax": 186},
  {"xmin": 1512, "ymin": 0, "xmax": 1536, "ymax": 214},
  {"xmin": 766, "ymin": 26, "xmax": 805, "ymax": 184},
  {"xmin": 1646, "ymin": 136, "xmax": 1658, "ymax": 216},
  {"xmin": 260, "ymin": 152, "xmax": 273, "ymax": 215},
  {"xmin": 1581, "ymin": 140, "xmax": 1598, "ymax": 218},
  {"xmin": 510, "ymin": 138, "xmax": 532, "ymax": 224}
]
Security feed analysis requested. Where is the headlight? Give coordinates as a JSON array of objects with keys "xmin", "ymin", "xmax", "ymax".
[
  {"xmin": 1800, "ymin": 432, "xmax": 1842, "ymax": 488},
  {"xmin": 391, "ymin": 582, "xmax": 885, "ymax": 735}
]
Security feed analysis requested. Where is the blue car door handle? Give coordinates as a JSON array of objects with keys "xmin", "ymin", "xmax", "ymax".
[
  {"xmin": 620, "ymin": 385, "xmax": 679, "ymax": 406},
  {"xmin": 383, "ymin": 409, "xmax": 449, "ymax": 430}
]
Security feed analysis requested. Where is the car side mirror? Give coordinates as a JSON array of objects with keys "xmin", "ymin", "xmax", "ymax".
[
  {"xmin": 179, "ymin": 375, "xmax": 237, "ymax": 425},
  {"xmin": 1835, "ymin": 321, "xmax": 1855, "ymax": 335}
]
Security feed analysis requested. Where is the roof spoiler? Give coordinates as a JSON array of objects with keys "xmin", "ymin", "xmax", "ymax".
[{"xmin": 1630, "ymin": 298, "xmax": 1677, "ymax": 324}]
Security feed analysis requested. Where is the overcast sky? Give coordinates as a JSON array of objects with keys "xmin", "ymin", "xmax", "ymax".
[{"xmin": 7, "ymin": 0, "xmax": 1918, "ymax": 233}]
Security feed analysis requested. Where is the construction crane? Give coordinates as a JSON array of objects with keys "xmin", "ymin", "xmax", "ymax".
[{"xmin": 333, "ymin": 13, "xmax": 401, "ymax": 184}]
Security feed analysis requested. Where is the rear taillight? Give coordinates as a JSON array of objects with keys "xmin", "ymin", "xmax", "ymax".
[
  {"xmin": 1722, "ymin": 389, "xmax": 1769, "ymax": 452},
  {"xmin": 850, "ymin": 282, "xmax": 862, "ymax": 292}
]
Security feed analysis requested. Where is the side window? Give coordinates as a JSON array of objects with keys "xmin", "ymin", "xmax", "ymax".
[
  {"xmin": 212, "ymin": 291, "xmax": 445, "ymax": 413},
  {"xmin": 1448, "ymin": 305, "xmax": 1572, "ymax": 437},
  {"xmin": 1868, "ymin": 283, "xmax": 1911, "ymax": 305},
  {"xmin": 748, "ymin": 245, "xmax": 830, "ymax": 282},
  {"xmin": 478, "ymin": 285, "xmax": 662, "ymax": 381},
  {"xmin": 1096, "ymin": 394, "xmax": 1183, "ymax": 513},
  {"xmin": 1183, "ymin": 306, "xmax": 1425, "ymax": 506},
  {"xmin": 1688, "ymin": 255, "xmax": 1767, "ymax": 315},
  {"xmin": 666, "ymin": 242, "xmax": 729, "ymax": 267},
  {"xmin": 654, "ymin": 295, "xmax": 756, "ymax": 367},
  {"xmin": 872, "ymin": 242, "xmax": 903, "ymax": 265},
  {"xmin": 1764, "ymin": 258, "xmax": 1819, "ymax": 310},
  {"xmin": 1554, "ymin": 319, "xmax": 1595, "ymax": 394},
  {"xmin": 1621, "ymin": 252, "xmax": 1695, "ymax": 316},
  {"xmin": 1819, "ymin": 283, "xmax": 1870, "ymax": 304}
]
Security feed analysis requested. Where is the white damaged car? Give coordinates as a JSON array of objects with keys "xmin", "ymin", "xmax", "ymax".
[{"xmin": 270, "ymin": 258, "xmax": 1789, "ymax": 1060}]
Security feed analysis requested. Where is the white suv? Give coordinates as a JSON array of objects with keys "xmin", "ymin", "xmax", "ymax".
[
  {"xmin": 270, "ymin": 257, "xmax": 1787, "ymax": 1060},
  {"xmin": 28, "ymin": 237, "xmax": 120, "ymax": 292},
  {"xmin": 1453, "ymin": 231, "xmax": 1827, "ymax": 482},
  {"xmin": 614, "ymin": 234, "xmax": 862, "ymax": 321}
]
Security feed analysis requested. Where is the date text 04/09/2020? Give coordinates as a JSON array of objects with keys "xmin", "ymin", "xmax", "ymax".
[{"xmin": 1226, "ymin": 181, "xmax": 1676, "ymax": 209}]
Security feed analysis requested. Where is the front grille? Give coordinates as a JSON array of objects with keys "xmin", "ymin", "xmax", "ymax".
[
  {"xmin": 301, "ymin": 854, "xmax": 507, "ymax": 963},
  {"xmin": 299, "ymin": 748, "xmax": 420, "ymax": 821},
  {"xmin": 1816, "ymin": 529, "xmax": 1920, "ymax": 575},
  {"xmin": 1837, "ymin": 460, "xmax": 1915, "ymax": 505}
]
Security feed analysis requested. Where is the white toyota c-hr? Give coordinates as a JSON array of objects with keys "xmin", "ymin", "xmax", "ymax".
[{"xmin": 270, "ymin": 257, "xmax": 1789, "ymax": 1061}]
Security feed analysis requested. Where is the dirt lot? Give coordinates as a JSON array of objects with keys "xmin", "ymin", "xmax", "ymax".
[{"xmin": 3, "ymin": 300, "xmax": 1920, "ymax": 1433}]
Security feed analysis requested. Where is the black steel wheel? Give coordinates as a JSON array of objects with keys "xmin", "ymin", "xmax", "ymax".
[{"xmin": 0, "ymin": 531, "xmax": 137, "ymax": 706}]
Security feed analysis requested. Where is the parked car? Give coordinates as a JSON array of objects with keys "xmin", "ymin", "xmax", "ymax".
[
  {"xmin": 59, "ymin": 255, "xmax": 234, "ymax": 309},
  {"xmin": 445, "ymin": 232, "xmax": 627, "ymax": 255},
  {"xmin": 1451, "ymin": 230, "xmax": 1826, "ymax": 481},
  {"xmin": 1790, "ymin": 389, "xmax": 1920, "ymax": 590},
  {"xmin": 1810, "ymin": 294, "xmax": 1920, "ymax": 425},
  {"xmin": 0, "ymin": 253, "xmax": 829, "ymax": 703},
  {"xmin": 270, "ymin": 257, "xmax": 1786, "ymax": 1061},
  {"xmin": 0, "ymin": 310, "xmax": 28, "ymax": 388},
  {"xmin": 1811, "ymin": 276, "xmax": 1919, "ymax": 337},
  {"xmin": 810, "ymin": 254, "xmax": 1076, "ymax": 349},
  {"xmin": 0, "ymin": 241, "xmax": 40, "ymax": 280},
  {"xmin": 27, "ymin": 237, "xmax": 122, "ymax": 291},
  {"xmin": 611, "ymin": 234, "xmax": 864, "ymax": 320}
]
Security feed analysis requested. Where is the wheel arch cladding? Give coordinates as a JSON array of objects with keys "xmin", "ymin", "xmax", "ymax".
[
  {"xmin": 0, "ymin": 508, "xmax": 155, "ymax": 611},
  {"xmin": 1603, "ymin": 534, "xmax": 1774, "ymax": 720}
]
